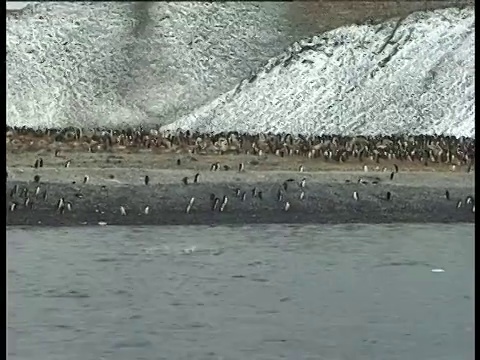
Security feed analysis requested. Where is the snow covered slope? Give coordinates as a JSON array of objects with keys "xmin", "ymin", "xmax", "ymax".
[
  {"xmin": 163, "ymin": 7, "xmax": 475, "ymax": 137},
  {"xmin": 6, "ymin": 2, "xmax": 303, "ymax": 128}
]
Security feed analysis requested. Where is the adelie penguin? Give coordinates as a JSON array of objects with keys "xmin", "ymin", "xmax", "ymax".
[
  {"xmin": 299, "ymin": 191, "xmax": 305, "ymax": 200},
  {"xmin": 390, "ymin": 172, "xmax": 395, "ymax": 180},
  {"xmin": 445, "ymin": 190, "xmax": 450, "ymax": 200},
  {"xmin": 144, "ymin": 175, "xmax": 149, "ymax": 185},
  {"xmin": 238, "ymin": 163, "xmax": 245, "ymax": 172},
  {"xmin": 277, "ymin": 189, "xmax": 283, "ymax": 202},
  {"xmin": 34, "ymin": 159, "xmax": 39, "ymax": 169},
  {"xmin": 177, "ymin": 159, "xmax": 181, "ymax": 166},
  {"xmin": 456, "ymin": 200, "xmax": 462, "ymax": 208},
  {"xmin": 120, "ymin": 206, "xmax": 127, "ymax": 216},
  {"xmin": 186, "ymin": 197, "xmax": 195, "ymax": 214},
  {"xmin": 299, "ymin": 178, "xmax": 306, "ymax": 188},
  {"xmin": 144, "ymin": 206, "xmax": 150, "ymax": 215},
  {"xmin": 235, "ymin": 188, "xmax": 241, "ymax": 197},
  {"xmin": 353, "ymin": 191, "xmax": 359, "ymax": 201},
  {"xmin": 193, "ymin": 173, "xmax": 200, "ymax": 183},
  {"xmin": 257, "ymin": 191, "xmax": 263, "ymax": 200},
  {"xmin": 394, "ymin": 164, "xmax": 399, "ymax": 173},
  {"xmin": 39, "ymin": 158, "xmax": 43, "ymax": 168},
  {"xmin": 84, "ymin": 175, "xmax": 89, "ymax": 184},
  {"xmin": 34, "ymin": 175, "xmax": 40, "ymax": 183},
  {"xmin": 386, "ymin": 191, "xmax": 391, "ymax": 201},
  {"xmin": 211, "ymin": 197, "xmax": 220, "ymax": 211},
  {"xmin": 220, "ymin": 196, "xmax": 228, "ymax": 212},
  {"xmin": 210, "ymin": 162, "xmax": 219, "ymax": 171},
  {"xmin": 182, "ymin": 177, "xmax": 189, "ymax": 185},
  {"xmin": 284, "ymin": 201, "xmax": 291, "ymax": 212},
  {"xmin": 241, "ymin": 192, "xmax": 247, "ymax": 201},
  {"xmin": 65, "ymin": 160, "xmax": 71, "ymax": 168},
  {"xmin": 298, "ymin": 165, "xmax": 304, "ymax": 173}
]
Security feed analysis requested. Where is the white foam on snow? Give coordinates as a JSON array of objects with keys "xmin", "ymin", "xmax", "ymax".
[{"xmin": 163, "ymin": 7, "xmax": 475, "ymax": 137}]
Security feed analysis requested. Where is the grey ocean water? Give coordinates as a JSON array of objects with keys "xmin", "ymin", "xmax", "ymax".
[{"xmin": 8, "ymin": 224, "xmax": 474, "ymax": 360}]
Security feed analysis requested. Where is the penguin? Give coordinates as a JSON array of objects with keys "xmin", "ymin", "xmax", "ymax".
[
  {"xmin": 298, "ymin": 165, "xmax": 304, "ymax": 172},
  {"xmin": 9, "ymin": 202, "xmax": 17, "ymax": 212},
  {"xmin": 57, "ymin": 197, "xmax": 65, "ymax": 210},
  {"xmin": 465, "ymin": 196, "xmax": 474, "ymax": 205},
  {"xmin": 39, "ymin": 158, "xmax": 44, "ymax": 168},
  {"xmin": 193, "ymin": 173, "xmax": 200, "ymax": 183},
  {"xmin": 277, "ymin": 189, "xmax": 283, "ymax": 202},
  {"xmin": 34, "ymin": 159, "xmax": 39, "ymax": 169},
  {"xmin": 394, "ymin": 164, "xmax": 399, "ymax": 173},
  {"xmin": 386, "ymin": 191, "xmax": 391, "ymax": 201},
  {"xmin": 445, "ymin": 190, "xmax": 450, "ymax": 200},
  {"xmin": 144, "ymin": 206, "xmax": 150, "ymax": 215},
  {"xmin": 24, "ymin": 198, "xmax": 30, "ymax": 207},
  {"xmin": 34, "ymin": 186, "xmax": 40, "ymax": 197},
  {"xmin": 42, "ymin": 190, "xmax": 48, "ymax": 201},
  {"xmin": 235, "ymin": 188, "xmax": 241, "ymax": 197},
  {"xmin": 284, "ymin": 202, "xmax": 291, "ymax": 211},
  {"xmin": 211, "ymin": 197, "xmax": 220, "ymax": 211},
  {"xmin": 390, "ymin": 172, "xmax": 395, "ymax": 180},
  {"xmin": 353, "ymin": 191, "xmax": 359, "ymax": 201},
  {"xmin": 186, "ymin": 197, "xmax": 195, "ymax": 214},
  {"xmin": 182, "ymin": 177, "xmax": 189, "ymax": 185},
  {"xmin": 299, "ymin": 178, "xmax": 306, "ymax": 188},
  {"xmin": 299, "ymin": 191, "xmax": 305, "ymax": 200},
  {"xmin": 258, "ymin": 191, "xmax": 263, "ymax": 200},
  {"xmin": 283, "ymin": 182, "xmax": 288, "ymax": 191},
  {"xmin": 120, "ymin": 206, "xmax": 127, "ymax": 216},
  {"xmin": 210, "ymin": 193, "xmax": 216, "ymax": 201},
  {"xmin": 177, "ymin": 159, "xmax": 181, "ymax": 166},
  {"xmin": 54, "ymin": 149, "xmax": 61, "ymax": 157},
  {"xmin": 456, "ymin": 200, "xmax": 462, "ymax": 208},
  {"xmin": 251, "ymin": 187, "xmax": 257, "ymax": 197},
  {"xmin": 144, "ymin": 175, "xmax": 149, "ymax": 185},
  {"xmin": 238, "ymin": 163, "xmax": 245, "ymax": 172},
  {"xmin": 64, "ymin": 160, "xmax": 71, "ymax": 168},
  {"xmin": 66, "ymin": 202, "xmax": 72, "ymax": 211},
  {"xmin": 363, "ymin": 165, "xmax": 368, "ymax": 172},
  {"xmin": 210, "ymin": 163, "xmax": 219, "ymax": 171},
  {"xmin": 241, "ymin": 192, "xmax": 247, "ymax": 201},
  {"xmin": 34, "ymin": 175, "xmax": 40, "ymax": 183},
  {"xmin": 83, "ymin": 175, "xmax": 89, "ymax": 184},
  {"xmin": 220, "ymin": 196, "xmax": 228, "ymax": 212}
]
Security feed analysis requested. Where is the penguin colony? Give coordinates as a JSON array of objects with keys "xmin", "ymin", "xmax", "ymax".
[
  {"xmin": 6, "ymin": 127, "xmax": 475, "ymax": 167},
  {"xmin": 5, "ymin": 127, "xmax": 476, "ymax": 226}
]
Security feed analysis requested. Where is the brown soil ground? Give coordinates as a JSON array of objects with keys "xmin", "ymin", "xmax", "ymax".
[{"xmin": 6, "ymin": 148, "xmax": 471, "ymax": 174}]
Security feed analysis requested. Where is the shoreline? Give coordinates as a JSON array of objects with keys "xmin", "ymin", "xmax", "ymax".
[
  {"xmin": 6, "ymin": 144, "xmax": 475, "ymax": 227},
  {"xmin": 6, "ymin": 169, "xmax": 475, "ymax": 227}
]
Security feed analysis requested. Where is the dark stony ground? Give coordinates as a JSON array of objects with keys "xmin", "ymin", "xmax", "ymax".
[{"xmin": 6, "ymin": 179, "xmax": 475, "ymax": 227}]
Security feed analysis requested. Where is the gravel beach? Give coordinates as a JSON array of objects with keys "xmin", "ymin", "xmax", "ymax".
[{"xmin": 6, "ymin": 153, "xmax": 475, "ymax": 226}]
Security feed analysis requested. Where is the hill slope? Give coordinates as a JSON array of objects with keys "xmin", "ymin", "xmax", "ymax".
[{"xmin": 163, "ymin": 7, "xmax": 475, "ymax": 137}]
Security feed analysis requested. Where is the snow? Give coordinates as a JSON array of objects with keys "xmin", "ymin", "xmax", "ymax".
[
  {"xmin": 7, "ymin": 4, "xmax": 475, "ymax": 137},
  {"xmin": 163, "ymin": 7, "xmax": 475, "ymax": 137}
]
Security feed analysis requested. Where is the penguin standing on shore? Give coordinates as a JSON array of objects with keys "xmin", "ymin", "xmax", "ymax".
[{"xmin": 193, "ymin": 173, "xmax": 200, "ymax": 183}]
